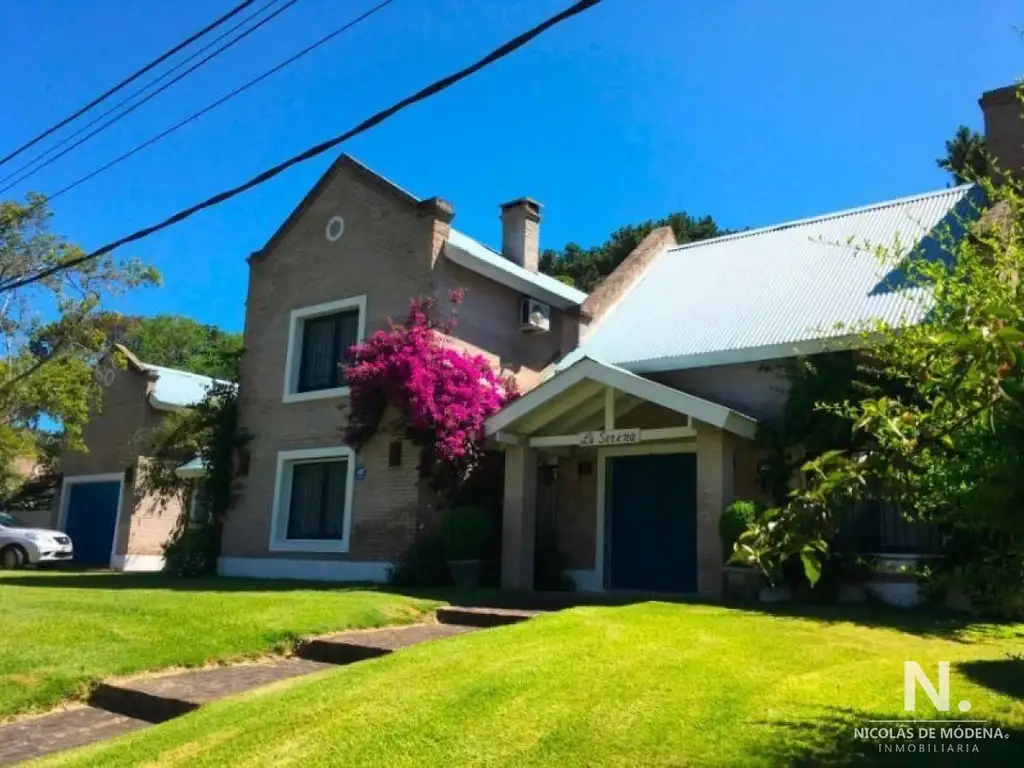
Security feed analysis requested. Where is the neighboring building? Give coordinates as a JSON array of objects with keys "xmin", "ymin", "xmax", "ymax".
[
  {"xmin": 218, "ymin": 84, "xmax": 1019, "ymax": 599},
  {"xmin": 219, "ymin": 156, "xmax": 587, "ymax": 580},
  {"xmin": 47, "ymin": 346, "xmax": 221, "ymax": 571}
]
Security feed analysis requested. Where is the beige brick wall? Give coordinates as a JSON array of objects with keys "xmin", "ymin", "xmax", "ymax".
[
  {"xmin": 54, "ymin": 364, "xmax": 183, "ymax": 559},
  {"xmin": 554, "ymin": 451, "xmax": 598, "ymax": 570},
  {"xmin": 225, "ymin": 160, "xmax": 575, "ymax": 562}
]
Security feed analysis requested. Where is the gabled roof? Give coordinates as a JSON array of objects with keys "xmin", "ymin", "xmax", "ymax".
[
  {"xmin": 445, "ymin": 229, "xmax": 587, "ymax": 309},
  {"xmin": 250, "ymin": 154, "xmax": 453, "ymax": 261},
  {"xmin": 143, "ymin": 364, "xmax": 231, "ymax": 411},
  {"xmin": 486, "ymin": 356, "xmax": 758, "ymax": 439},
  {"xmin": 571, "ymin": 184, "xmax": 982, "ymax": 373},
  {"xmin": 112, "ymin": 344, "xmax": 233, "ymax": 411}
]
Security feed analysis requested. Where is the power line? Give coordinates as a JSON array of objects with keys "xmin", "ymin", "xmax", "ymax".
[
  {"xmin": 0, "ymin": 0, "xmax": 302, "ymax": 195},
  {"xmin": 0, "ymin": 0, "xmax": 259, "ymax": 170},
  {"xmin": 46, "ymin": 0, "xmax": 395, "ymax": 204},
  {"xmin": 0, "ymin": 0, "xmax": 288, "ymax": 190},
  {"xmin": 0, "ymin": 0, "xmax": 602, "ymax": 294}
]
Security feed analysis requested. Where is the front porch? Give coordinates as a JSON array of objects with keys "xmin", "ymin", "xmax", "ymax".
[{"xmin": 485, "ymin": 357, "xmax": 761, "ymax": 599}]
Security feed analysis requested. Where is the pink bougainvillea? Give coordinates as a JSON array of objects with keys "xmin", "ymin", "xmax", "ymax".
[{"xmin": 343, "ymin": 292, "xmax": 517, "ymax": 470}]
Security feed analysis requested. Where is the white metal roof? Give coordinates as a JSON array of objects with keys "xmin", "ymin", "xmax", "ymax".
[
  {"xmin": 445, "ymin": 228, "xmax": 588, "ymax": 309},
  {"xmin": 142, "ymin": 363, "xmax": 233, "ymax": 411},
  {"xmin": 573, "ymin": 185, "xmax": 981, "ymax": 373}
]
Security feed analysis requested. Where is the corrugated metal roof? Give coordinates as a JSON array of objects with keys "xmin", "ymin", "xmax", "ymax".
[
  {"xmin": 575, "ymin": 185, "xmax": 982, "ymax": 372},
  {"xmin": 445, "ymin": 229, "xmax": 588, "ymax": 309},
  {"xmin": 142, "ymin": 364, "xmax": 233, "ymax": 410}
]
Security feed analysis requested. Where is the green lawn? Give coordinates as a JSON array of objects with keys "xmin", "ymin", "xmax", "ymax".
[
  {"xmin": 0, "ymin": 571, "xmax": 439, "ymax": 721},
  {"xmin": 38, "ymin": 601, "xmax": 1024, "ymax": 767}
]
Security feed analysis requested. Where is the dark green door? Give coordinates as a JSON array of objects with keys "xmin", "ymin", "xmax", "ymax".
[{"xmin": 604, "ymin": 452, "xmax": 698, "ymax": 593}]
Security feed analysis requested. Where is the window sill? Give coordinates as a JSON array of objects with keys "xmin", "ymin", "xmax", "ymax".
[
  {"xmin": 269, "ymin": 538, "xmax": 350, "ymax": 554},
  {"xmin": 282, "ymin": 386, "xmax": 350, "ymax": 404}
]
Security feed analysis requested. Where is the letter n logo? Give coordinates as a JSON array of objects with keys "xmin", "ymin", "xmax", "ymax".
[{"xmin": 904, "ymin": 661, "xmax": 950, "ymax": 712}]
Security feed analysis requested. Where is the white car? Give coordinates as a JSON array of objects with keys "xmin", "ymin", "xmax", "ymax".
[{"xmin": 0, "ymin": 512, "xmax": 74, "ymax": 569}]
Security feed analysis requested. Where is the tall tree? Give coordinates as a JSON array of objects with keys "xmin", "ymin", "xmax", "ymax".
[
  {"xmin": 539, "ymin": 212, "xmax": 726, "ymax": 292},
  {"xmin": 0, "ymin": 193, "xmax": 159, "ymax": 490},
  {"xmin": 937, "ymin": 125, "xmax": 988, "ymax": 185},
  {"xmin": 111, "ymin": 314, "xmax": 242, "ymax": 380}
]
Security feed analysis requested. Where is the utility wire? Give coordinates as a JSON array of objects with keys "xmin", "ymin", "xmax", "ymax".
[
  {"xmin": 0, "ymin": 0, "xmax": 258, "ymax": 169},
  {"xmin": 0, "ymin": 0, "xmax": 602, "ymax": 294},
  {"xmin": 46, "ymin": 0, "xmax": 394, "ymax": 204},
  {"xmin": 0, "ymin": 0, "xmax": 302, "ymax": 195},
  {"xmin": 0, "ymin": 0, "xmax": 288, "ymax": 190}
]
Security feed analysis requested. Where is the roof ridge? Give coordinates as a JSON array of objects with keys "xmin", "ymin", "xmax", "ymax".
[{"xmin": 667, "ymin": 183, "xmax": 976, "ymax": 253}]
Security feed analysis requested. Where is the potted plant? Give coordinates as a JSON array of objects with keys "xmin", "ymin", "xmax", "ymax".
[
  {"xmin": 720, "ymin": 500, "xmax": 768, "ymax": 602},
  {"xmin": 440, "ymin": 506, "xmax": 492, "ymax": 588}
]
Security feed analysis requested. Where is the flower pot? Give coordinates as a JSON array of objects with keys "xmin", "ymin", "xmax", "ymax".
[{"xmin": 447, "ymin": 559, "xmax": 481, "ymax": 589}]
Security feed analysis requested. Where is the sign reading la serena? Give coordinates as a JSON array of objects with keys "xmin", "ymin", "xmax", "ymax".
[{"xmin": 578, "ymin": 428, "xmax": 642, "ymax": 447}]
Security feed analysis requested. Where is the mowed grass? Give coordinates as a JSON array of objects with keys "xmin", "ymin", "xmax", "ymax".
[
  {"xmin": 0, "ymin": 571, "xmax": 439, "ymax": 721},
  {"xmin": 40, "ymin": 602, "xmax": 1024, "ymax": 767}
]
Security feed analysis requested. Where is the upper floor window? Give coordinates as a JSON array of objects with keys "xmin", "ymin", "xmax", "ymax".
[{"xmin": 283, "ymin": 296, "xmax": 366, "ymax": 403}]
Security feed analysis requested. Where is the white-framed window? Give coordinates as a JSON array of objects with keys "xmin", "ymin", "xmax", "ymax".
[
  {"xmin": 282, "ymin": 296, "xmax": 366, "ymax": 403},
  {"xmin": 269, "ymin": 446, "xmax": 356, "ymax": 553}
]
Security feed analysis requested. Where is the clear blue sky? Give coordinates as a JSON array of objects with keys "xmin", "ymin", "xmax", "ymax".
[{"xmin": 0, "ymin": 0, "xmax": 1019, "ymax": 333}]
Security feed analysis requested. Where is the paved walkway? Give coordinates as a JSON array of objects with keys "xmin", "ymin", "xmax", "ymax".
[{"xmin": 0, "ymin": 608, "xmax": 537, "ymax": 765}]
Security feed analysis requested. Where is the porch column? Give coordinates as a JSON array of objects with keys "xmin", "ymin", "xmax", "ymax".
[
  {"xmin": 696, "ymin": 426, "xmax": 734, "ymax": 600},
  {"xmin": 501, "ymin": 444, "xmax": 538, "ymax": 589}
]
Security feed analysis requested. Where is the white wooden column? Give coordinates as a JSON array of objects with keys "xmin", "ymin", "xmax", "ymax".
[{"xmin": 501, "ymin": 444, "xmax": 538, "ymax": 589}]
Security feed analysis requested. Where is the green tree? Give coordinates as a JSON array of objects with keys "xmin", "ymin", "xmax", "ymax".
[
  {"xmin": 735, "ymin": 167, "xmax": 1024, "ymax": 617},
  {"xmin": 937, "ymin": 125, "xmax": 988, "ymax": 185},
  {"xmin": 113, "ymin": 314, "xmax": 242, "ymax": 380},
  {"xmin": 539, "ymin": 212, "xmax": 726, "ymax": 292},
  {"xmin": 0, "ymin": 193, "xmax": 159, "ymax": 491}
]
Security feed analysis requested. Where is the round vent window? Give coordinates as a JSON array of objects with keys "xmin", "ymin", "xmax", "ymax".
[{"xmin": 325, "ymin": 216, "xmax": 345, "ymax": 242}]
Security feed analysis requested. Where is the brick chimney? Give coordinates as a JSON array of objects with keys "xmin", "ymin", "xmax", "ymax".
[
  {"xmin": 980, "ymin": 84, "xmax": 1024, "ymax": 182},
  {"xmin": 500, "ymin": 198, "xmax": 541, "ymax": 272}
]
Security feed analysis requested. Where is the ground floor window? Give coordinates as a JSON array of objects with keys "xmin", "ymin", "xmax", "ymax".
[{"xmin": 270, "ymin": 446, "xmax": 355, "ymax": 553}]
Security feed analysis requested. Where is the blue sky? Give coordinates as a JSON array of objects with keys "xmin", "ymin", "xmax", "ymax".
[{"xmin": 0, "ymin": 0, "xmax": 1019, "ymax": 333}]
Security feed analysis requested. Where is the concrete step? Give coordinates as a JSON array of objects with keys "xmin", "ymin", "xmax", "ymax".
[
  {"xmin": 436, "ymin": 606, "xmax": 541, "ymax": 628},
  {"xmin": 88, "ymin": 658, "xmax": 332, "ymax": 723},
  {"xmin": 0, "ymin": 706, "xmax": 148, "ymax": 766},
  {"xmin": 298, "ymin": 622, "xmax": 474, "ymax": 664}
]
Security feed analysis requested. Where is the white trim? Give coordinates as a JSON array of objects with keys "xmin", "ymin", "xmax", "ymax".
[
  {"xmin": 218, "ymin": 557, "xmax": 390, "ymax": 582},
  {"xmin": 444, "ymin": 229, "xmax": 587, "ymax": 309},
  {"xmin": 622, "ymin": 335, "xmax": 863, "ymax": 375},
  {"xmin": 269, "ymin": 446, "xmax": 356, "ymax": 554},
  {"xmin": 57, "ymin": 472, "xmax": 126, "ymax": 569},
  {"xmin": 111, "ymin": 554, "xmax": 165, "ymax": 572},
  {"xmin": 486, "ymin": 357, "xmax": 758, "ymax": 439},
  {"xmin": 282, "ymin": 296, "xmax": 367, "ymax": 404},
  {"xmin": 594, "ymin": 442, "xmax": 696, "ymax": 592},
  {"xmin": 528, "ymin": 426, "xmax": 696, "ymax": 449}
]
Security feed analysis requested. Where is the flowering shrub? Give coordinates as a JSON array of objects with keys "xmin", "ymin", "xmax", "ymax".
[{"xmin": 344, "ymin": 291, "xmax": 517, "ymax": 480}]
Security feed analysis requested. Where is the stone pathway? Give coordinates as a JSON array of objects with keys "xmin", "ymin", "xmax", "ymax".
[{"xmin": 0, "ymin": 607, "xmax": 538, "ymax": 766}]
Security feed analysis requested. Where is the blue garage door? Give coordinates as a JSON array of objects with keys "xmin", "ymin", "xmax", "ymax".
[
  {"xmin": 604, "ymin": 452, "xmax": 697, "ymax": 593},
  {"xmin": 64, "ymin": 481, "xmax": 121, "ymax": 567}
]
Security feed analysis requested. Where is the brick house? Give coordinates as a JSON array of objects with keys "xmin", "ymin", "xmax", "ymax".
[
  {"xmin": 219, "ymin": 156, "xmax": 587, "ymax": 580},
  {"xmin": 218, "ymin": 85, "xmax": 1018, "ymax": 598},
  {"xmin": 43, "ymin": 347, "xmax": 221, "ymax": 571}
]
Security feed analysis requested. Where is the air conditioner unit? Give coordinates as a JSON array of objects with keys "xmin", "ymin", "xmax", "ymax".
[{"xmin": 519, "ymin": 297, "xmax": 550, "ymax": 333}]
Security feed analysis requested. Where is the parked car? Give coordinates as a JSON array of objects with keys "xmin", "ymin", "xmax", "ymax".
[{"xmin": 0, "ymin": 512, "xmax": 74, "ymax": 569}]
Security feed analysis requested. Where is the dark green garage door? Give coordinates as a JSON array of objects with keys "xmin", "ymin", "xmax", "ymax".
[{"xmin": 604, "ymin": 452, "xmax": 697, "ymax": 593}]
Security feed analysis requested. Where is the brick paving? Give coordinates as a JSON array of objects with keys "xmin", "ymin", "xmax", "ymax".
[
  {"xmin": 0, "ymin": 707, "xmax": 148, "ymax": 766},
  {"xmin": 0, "ymin": 610, "xmax": 533, "ymax": 766}
]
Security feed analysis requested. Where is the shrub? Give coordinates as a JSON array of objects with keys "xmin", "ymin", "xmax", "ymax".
[
  {"xmin": 720, "ymin": 500, "xmax": 760, "ymax": 562},
  {"xmin": 439, "ymin": 506, "xmax": 492, "ymax": 561},
  {"xmin": 388, "ymin": 532, "xmax": 453, "ymax": 587}
]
